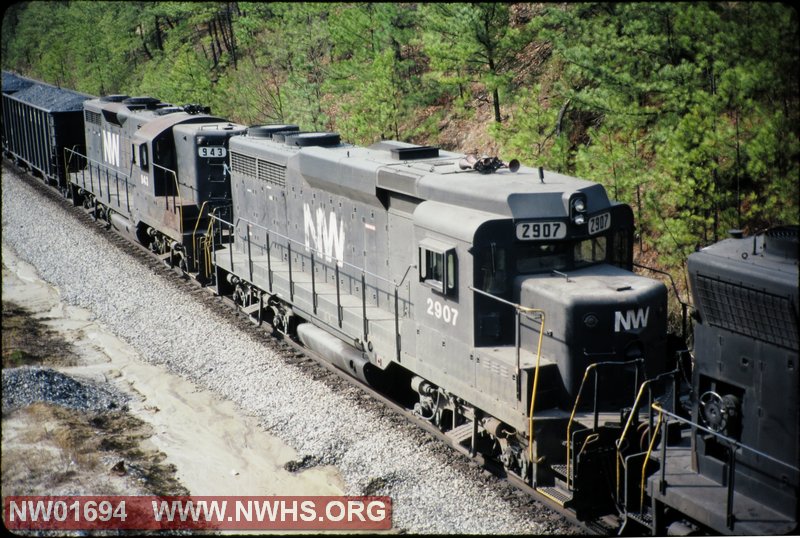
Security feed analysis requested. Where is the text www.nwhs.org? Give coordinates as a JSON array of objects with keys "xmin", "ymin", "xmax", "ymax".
[{"xmin": 4, "ymin": 496, "xmax": 392, "ymax": 530}]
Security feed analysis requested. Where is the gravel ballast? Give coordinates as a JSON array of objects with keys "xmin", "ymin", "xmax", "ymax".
[
  {"xmin": 1, "ymin": 167, "xmax": 577, "ymax": 534},
  {"xmin": 2, "ymin": 366, "xmax": 128, "ymax": 413}
]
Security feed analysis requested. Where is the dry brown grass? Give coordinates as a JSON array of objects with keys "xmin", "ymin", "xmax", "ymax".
[
  {"xmin": 2, "ymin": 301, "xmax": 79, "ymax": 368},
  {"xmin": 2, "ymin": 303, "xmax": 188, "ymax": 498}
]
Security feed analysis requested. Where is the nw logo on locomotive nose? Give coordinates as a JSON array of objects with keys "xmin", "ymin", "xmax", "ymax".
[{"xmin": 614, "ymin": 307, "xmax": 650, "ymax": 332}]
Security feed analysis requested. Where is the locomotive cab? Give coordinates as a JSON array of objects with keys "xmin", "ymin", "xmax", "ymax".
[
  {"xmin": 471, "ymin": 207, "xmax": 667, "ymax": 408},
  {"xmin": 78, "ymin": 95, "xmax": 245, "ymax": 274}
]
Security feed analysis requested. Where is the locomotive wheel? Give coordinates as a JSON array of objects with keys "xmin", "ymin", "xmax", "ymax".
[{"xmin": 70, "ymin": 185, "xmax": 85, "ymax": 207}]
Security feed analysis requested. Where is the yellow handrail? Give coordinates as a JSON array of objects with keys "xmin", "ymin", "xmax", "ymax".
[
  {"xmin": 639, "ymin": 408, "xmax": 663, "ymax": 510},
  {"xmin": 526, "ymin": 308, "xmax": 546, "ymax": 467},
  {"xmin": 615, "ymin": 380, "xmax": 651, "ymax": 499},
  {"xmin": 566, "ymin": 358, "xmax": 643, "ymax": 490},
  {"xmin": 201, "ymin": 217, "xmax": 215, "ymax": 278},
  {"xmin": 191, "ymin": 200, "xmax": 210, "ymax": 271},
  {"xmin": 565, "ymin": 363, "xmax": 597, "ymax": 489}
]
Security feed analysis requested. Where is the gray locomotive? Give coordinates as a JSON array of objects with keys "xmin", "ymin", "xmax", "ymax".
[
  {"xmin": 5, "ymin": 71, "xmax": 798, "ymax": 533},
  {"xmin": 75, "ymin": 95, "xmax": 246, "ymax": 273},
  {"xmin": 210, "ymin": 124, "xmax": 669, "ymax": 511}
]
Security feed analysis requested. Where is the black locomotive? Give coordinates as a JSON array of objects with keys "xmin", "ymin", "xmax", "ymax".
[
  {"xmin": 642, "ymin": 225, "xmax": 799, "ymax": 535},
  {"xmin": 3, "ymin": 71, "xmax": 797, "ymax": 535}
]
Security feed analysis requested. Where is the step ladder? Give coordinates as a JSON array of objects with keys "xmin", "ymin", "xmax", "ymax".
[
  {"xmin": 445, "ymin": 422, "xmax": 474, "ymax": 447},
  {"xmin": 536, "ymin": 463, "xmax": 574, "ymax": 507}
]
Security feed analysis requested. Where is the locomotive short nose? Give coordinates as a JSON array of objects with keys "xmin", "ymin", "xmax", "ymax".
[{"xmin": 515, "ymin": 264, "xmax": 668, "ymax": 401}]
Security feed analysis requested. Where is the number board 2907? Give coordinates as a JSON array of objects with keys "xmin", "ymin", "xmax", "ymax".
[
  {"xmin": 516, "ymin": 221, "xmax": 567, "ymax": 241},
  {"xmin": 588, "ymin": 212, "xmax": 611, "ymax": 235}
]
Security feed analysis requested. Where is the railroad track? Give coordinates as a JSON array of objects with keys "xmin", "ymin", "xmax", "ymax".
[{"xmin": 7, "ymin": 162, "xmax": 598, "ymax": 535}]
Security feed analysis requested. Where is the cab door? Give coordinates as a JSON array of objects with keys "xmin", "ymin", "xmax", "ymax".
[{"xmin": 413, "ymin": 235, "xmax": 464, "ymax": 381}]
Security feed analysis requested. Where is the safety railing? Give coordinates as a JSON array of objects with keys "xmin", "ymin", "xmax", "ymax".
[
  {"xmin": 614, "ymin": 368, "xmax": 680, "ymax": 509},
  {"xmin": 467, "ymin": 286, "xmax": 546, "ymax": 466},
  {"xmin": 646, "ymin": 403, "xmax": 800, "ymax": 531},
  {"xmin": 63, "ymin": 147, "xmax": 132, "ymax": 214},
  {"xmin": 150, "ymin": 162, "xmax": 185, "ymax": 229},
  {"xmin": 209, "ymin": 214, "xmax": 414, "ymax": 360},
  {"xmin": 565, "ymin": 358, "xmax": 645, "ymax": 490},
  {"xmin": 191, "ymin": 200, "xmax": 211, "ymax": 273}
]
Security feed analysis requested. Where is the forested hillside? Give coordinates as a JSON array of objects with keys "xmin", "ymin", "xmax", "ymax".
[{"xmin": 3, "ymin": 2, "xmax": 798, "ymax": 298}]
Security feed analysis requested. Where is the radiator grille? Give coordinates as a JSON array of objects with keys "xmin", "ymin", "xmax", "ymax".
[
  {"xmin": 230, "ymin": 151, "xmax": 256, "ymax": 177},
  {"xmin": 256, "ymin": 159, "xmax": 286, "ymax": 187},
  {"xmin": 230, "ymin": 152, "xmax": 286, "ymax": 187},
  {"xmin": 84, "ymin": 110, "xmax": 101, "ymax": 125},
  {"xmin": 695, "ymin": 274, "xmax": 798, "ymax": 350}
]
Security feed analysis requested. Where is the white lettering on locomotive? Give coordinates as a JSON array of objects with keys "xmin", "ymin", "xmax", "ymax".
[
  {"xmin": 303, "ymin": 203, "xmax": 345, "ymax": 267},
  {"xmin": 426, "ymin": 298, "xmax": 459, "ymax": 326},
  {"xmin": 102, "ymin": 129, "xmax": 120, "ymax": 167},
  {"xmin": 614, "ymin": 307, "xmax": 650, "ymax": 332}
]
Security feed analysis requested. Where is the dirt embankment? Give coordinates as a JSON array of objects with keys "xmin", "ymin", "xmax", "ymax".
[
  {"xmin": 2, "ymin": 246, "xmax": 345, "ymax": 507},
  {"xmin": 2, "ymin": 299, "xmax": 188, "ymax": 498}
]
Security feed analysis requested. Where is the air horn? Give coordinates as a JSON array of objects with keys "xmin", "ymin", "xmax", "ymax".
[{"xmin": 458, "ymin": 153, "xmax": 520, "ymax": 174}]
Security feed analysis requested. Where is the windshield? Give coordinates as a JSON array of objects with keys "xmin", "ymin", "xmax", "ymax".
[
  {"xmin": 516, "ymin": 236, "xmax": 607, "ymax": 274},
  {"xmin": 477, "ymin": 236, "xmax": 613, "ymax": 294}
]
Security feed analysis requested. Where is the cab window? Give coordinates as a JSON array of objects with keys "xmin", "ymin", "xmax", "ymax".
[
  {"xmin": 419, "ymin": 241, "xmax": 457, "ymax": 296},
  {"xmin": 478, "ymin": 243, "xmax": 508, "ymax": 294},
  {"xmin": 139, "ymin": 145, "xmax": 149, "ymax": 170}
]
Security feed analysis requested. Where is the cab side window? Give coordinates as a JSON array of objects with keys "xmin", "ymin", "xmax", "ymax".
[
  {"xmin": 420, "ymin": 243, "xmax": 457, "ymax": 296},
  {"xmin": 139, "ymin": 145, "xmax": 149, "ymax": 170}
]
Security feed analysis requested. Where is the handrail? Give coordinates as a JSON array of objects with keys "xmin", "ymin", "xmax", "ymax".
[
  {"xmin": 212, "ymin": 213, "xmax": 410, "ymax": 290},
  {"xmin": 63, "ymin": 147, "xmax": 132, "ymax": 213},
  {"xmin": 648, "ymin": 402, "xmax": 800, "ymax": 531},
  {"xmin": 651, "ymin": 403, "xmax": 799, "ymax": 473},
  {"xmin": 191, "ymin": 200, "xmax": 210, "ymax": 271},
  {"xmin": 208, "ymin": 213, "xmax": 415, "ymax": 356},
  {"xmin": 63, "ymin": 147, "xmax": 131, "ymax": 182},
  {"xmin": 467, "ymin": 286, "xmax": 546, "ymax": 468},
  {"xmin": 639, "ymin": 410, "xmax": 663, "ymax": 510},
  {"xmin": 151, "ymin": 163, "xmax": 184, "ymax": 230},
  {"xmin": 566, "ymin": 358, "xmax": 644, "ymax": 490},
  {"xmin": 615, "ymin": 368, "xmax": 680, "ymax": 499}
]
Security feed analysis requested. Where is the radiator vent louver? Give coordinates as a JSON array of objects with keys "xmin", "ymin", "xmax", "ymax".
[
  {"xmin": 230, "ymin": 151, "xmax": 286, "ymax": 187},
  {"xmin": 256, "ymin": 159, "xmax": 286, "ymax": 187},
  {"xmin": 230, "ymin": 151, "xmax": 256, "ymax": 177},
  {"xmin": 84, "ymin": 110, "xmax": 101, "ymax": 125},
  {"xmin": 695, "ymin": 274, "xmax": 798, "ymax": 350}
]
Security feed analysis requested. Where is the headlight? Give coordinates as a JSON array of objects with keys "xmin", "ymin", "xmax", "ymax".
[{"xmin": 570, "ymin": 196, "xmax": 587, "ymax": 225}]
